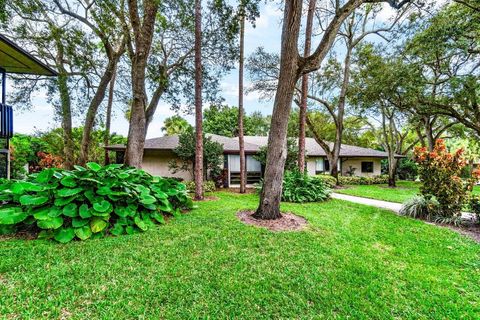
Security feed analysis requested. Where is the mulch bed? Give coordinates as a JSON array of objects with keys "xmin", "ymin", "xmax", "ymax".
[
  {"xmin": 445, "ymin": 224, "xmax": 480, "ymax": 243},
  {"xmin": 237, "ymin": 210, "xmax": 308, "ymax": 232}
]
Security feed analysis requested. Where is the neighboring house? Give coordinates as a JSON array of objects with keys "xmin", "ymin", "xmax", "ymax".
[{"xmin": 106, "ymin": 134, "xmax": 397, "ymax": 187}]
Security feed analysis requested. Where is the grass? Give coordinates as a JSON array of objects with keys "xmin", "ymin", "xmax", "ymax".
[
  {"xmin": 1, "ymin": 192, "xmax": 479, "ymax": 319},
  {"xmin": 335, "ymin": 180, "xmax": 480, "ymax": 203}
]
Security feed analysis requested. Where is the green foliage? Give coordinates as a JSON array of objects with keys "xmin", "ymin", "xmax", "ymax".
[
  {"xmin": 260, "ymin": 170, "xmax": 331, "ymax": 203},
  {"xmin": 315, "ymin": 175, "xmax": 337, "ymax": 189},
  {"xmin": 170, "ymin": 127, "xmax": 224, "ymax": 181},
  {"xmin": 282, "ymin": 171, "xmax": 331, "ymax": 203},
  {"xmin": 468, "ymin": 195, "xmax": 480, "ymax": 225},
  {"xmin": 161, "ymin": 115, "xmax": 192, "ymax": 136},
  {"xmin": 337, "ymin": 175, "xmax": 389, "ymax": 186},
  {"xmin": 0, "ymin": 164, "xmax": 192, "ymax": 243},
  {"xmin": 9, "ymin": 134, "xmax": 47, "ymax": 179},
  {"xmin": 185, "ymin": 180, "xmax": 216, "ymax": 193},
  {"xmin": 253, "ymin": 138, "xmax": 300, "ymax": 171},
  {"xmin": 203, "ymin": 105, "xmax": 270, "ymax": 137},
  {"xmin": 397, "ymin": 158, "xmax": 418, "ymax": 180},
  {"xmin": 400, "ymin": 196, "xmax": 440, "ymax": 220}
]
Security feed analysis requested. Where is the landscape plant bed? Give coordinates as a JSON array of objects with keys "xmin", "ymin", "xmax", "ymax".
[
  {"xmin": 193, "ymin": 195, "xmax": 220, "ymax": 202},
  {"xmin": 237, "ymin": 210, "xmax": 307, "ymax": 231}
]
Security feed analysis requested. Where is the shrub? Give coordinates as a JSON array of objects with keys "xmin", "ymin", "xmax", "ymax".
[
  {"xmin": 338, "ymin": 175, "xmax": 389, "ymax": 185},
  {"xmin": 0, "ymin": 163, "xmax": 192, "ymax": 243},
  {"xmin": 468, "ymin": 195, "xmax": 480, "ymax": 225},
  {"xmin": 315, "ymin": 175, "xmax": 337, "ymax": 188},
  {"xmin": 281, "ymin": 170, "xmax": 331, "ymax": 203},
  {"xmin": 397, "ymin": 158, "xmax": 418, "ymax": 180},
  {"xmin": 400, "ymin": 196, "xmax": 440, "ymax": 220},
  {"xmin": 185, "ymin": 180, "xmax": 216, "ymax": 193},
  {"xmin": 414, "ymin": 139, "xmax": 480, "ymax": 219}
]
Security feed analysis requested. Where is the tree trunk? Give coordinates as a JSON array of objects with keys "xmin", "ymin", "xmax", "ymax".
[
  {"xmin": 254, "ymin": 0, "xmax": 303, "ymax": 220},
  {"xmin": 388, "ymin": 155, "xmax": 398, "ymax": 187},
  {"xmin": 424, "ymin": 116, "xmax": 435, "ymax": 151},
  {"xmin": 57, "ymin": 73, "xmax": 74, "ymax": 170},
  {"xmin": 54, "ymin": 40, "xmax": 74, "ymax": 170},
  {"xmin": 124, "ymin": 0, "xmax": 158, "ymax": 168},
  {"xmin": 104, "ymin": 64, "xmax": 117, "ymax": 165},
  {"xmin": 238, "ymin": 11, "xmax": 246, "ymax": 193},
  {"xmin": 298, "ymin": 0, "xmax": 316, "ymax": 172},
  {"xmin": 79, "ymin": 55, "xmax": 121, "ymax": 166},
  {"xmin": 194, "ymin": 0, "xmax": 204, "ymax": 200}
]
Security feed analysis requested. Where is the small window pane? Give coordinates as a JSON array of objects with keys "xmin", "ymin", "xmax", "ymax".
[{"xmin": 361, "ymin": 161, "xmax": 374, "ymax": 173}]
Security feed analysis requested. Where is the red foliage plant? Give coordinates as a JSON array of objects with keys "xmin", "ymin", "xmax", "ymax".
[
  {"xmin": 414, "ymin": 139, "xmax": 480, "ymax": 218},
  {"xmin": 37, "ymin": 152, "xmax": 64, "ymax": 170}
]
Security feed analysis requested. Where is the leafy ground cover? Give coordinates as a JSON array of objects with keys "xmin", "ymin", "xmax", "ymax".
[
  {"xmin": 336, "ymin": 180, "xmax": 480, "ymax": 203},
  {"xmin": 1, "ymin": 192, "xmax": 479, "ymax": 319}
]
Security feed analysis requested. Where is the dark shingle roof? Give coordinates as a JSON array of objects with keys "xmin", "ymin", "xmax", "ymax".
[{"xmin": 107, "ymin": 134, "xmax": 395, "ymax": 158}]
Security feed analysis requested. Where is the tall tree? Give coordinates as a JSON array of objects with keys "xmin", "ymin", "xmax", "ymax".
[
  {"xmin": 123, "ymin": 0, "xmax": 159, "ymax": 167},
  {"xmin": 194, "ymin": 0, "xmax": 204, "ymax": 200},
  {"xmin": 254, "ymin": 0, "xmax": 414, "ymax": 219},
  {"xmin": 104, "ymin": 65, "xmax": 117, "ymax": 165},
  {"xmin": 238, "ymin": 5, "xmax": 247, "ymax": 193},
  {"xmin": 305, "ymin": 5, "xmax": 405, "ymax": 183},
  {"xmin": 298, "ymin": 0, "xmax": 316, "ymax": 172},
  {"xmin": 53, "ymin": 0, "xmax": 127, "ymax": 165}
]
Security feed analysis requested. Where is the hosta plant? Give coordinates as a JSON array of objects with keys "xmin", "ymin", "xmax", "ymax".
[{"xmin": 0, "ymin": 163, "xmax": 192, "ymax": 243}]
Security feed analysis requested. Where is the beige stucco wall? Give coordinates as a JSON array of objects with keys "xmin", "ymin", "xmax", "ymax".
[
  {"xmin": 341, "ymin": 157, "xmax": 382, "ymax": 177},
  {"xmin": 141, "ymin": 150, "xmax": 193, "ymax": 181},
  {"xmin": 306, "ymin": 156, "xmax": 382, "ymax": 177},
  {"xmin": 306, "ymin": 158, "xmax": 318, "ymax": 176}
]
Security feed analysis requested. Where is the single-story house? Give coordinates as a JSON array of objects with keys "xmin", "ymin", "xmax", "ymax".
[{"xmin": 106, "ymin": 134, "xmax": 397, "ymax": 187}]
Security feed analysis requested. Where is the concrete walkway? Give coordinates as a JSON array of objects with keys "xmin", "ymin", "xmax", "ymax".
[
  {"xmin": 331, "ymin": 193, "xmax": 402, "ymax": 213},
  {"xmin": 331, "ymin": 192, "xmax": 475, "ymax": 221}
]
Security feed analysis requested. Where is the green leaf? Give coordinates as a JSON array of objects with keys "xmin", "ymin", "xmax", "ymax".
[
  {"xmin": 140, "ymin": 194, "xmax": 156, "ymax": 205},
  {"xmin": 111, "ymin": 223, "xmax": 124, "ymax": 236},
  {"xmin": 60, "ymin": 176, "xmax": 77, "ymax": 187},
  {"xmin": 11, "ymin": 183, "xmax": 25, "ymax": 195},
  {"xmin": 36, "ymin": 169, "xmax": 55, "ymax": 183},
  {"xmin": 0, "ymin": 207, "xmax": 27, "ymax": 225},
  {"xmin": 63, "ymin": 203, "xmax": 78, "ymax": 217},
  {"xmin": 72, "ymin": 218, "xmax": 89, "ymax": 228},
  {"xmin": 93, "ymin": 200, "xmax": 112, "ymax": 213},
  {"xmin": 86, "ymin": 162, "xmax": 102, "ymax": 172},
  {"xmin": 57, "ymin": 188, "xmax": 83, "ymax": 198},
  {"xmin": 37, "ymin": 230, "xmax": 54, "ymax": 240},
  {"xmin": 75, "ymin": 225, "xmax": 92, "ymax": 240},
  {"xmin": 151, "ymin": 212, "xmax": 165, "ymax": 224},
  {"xmin": 37, "ymin": 216, "xmax": 63, "ymax": 229},
  {"xmin": 54, "ymin": 196, "xmax": 76, "ymax": 207},
  {"xmin": 54, "ymin": 227, "xmax": 75, "ymax": 243},
  {"xmin": 19, "ymin": 195, "xmax": 49, "ymax": 206},
  {"xmin": 19, "ymin": 181, "xmax": 45, "ymax": 192},
  {"xmin": 114, "ymin": 207, "xmax": 129, "ymax": 218},
  {"xmin": 74, "ymin": 165, "xmax": 87, "ymax": 171},
  {"xmin": 79, "ymin": 204, "xmax": 92, "ymax": 218},
  {"xmin": 32, "ymin": 207, "xmax": 51, "ymax": 220},
  {"xmin": 125, "ymin": 226, "xmax": 135, "ymax": 235},
  {"xmin": 48, "ymin": 207, "xmax": 62, "ymax": 218},
  {"xmin": 90, "ymin": 217, "xmax": 108, "ymax": 233},
  {"xmin": 134, "ymin": 216, "xmax": 148, "ymax": 231}
]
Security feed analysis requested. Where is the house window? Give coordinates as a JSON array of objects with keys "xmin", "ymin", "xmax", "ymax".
[
  {"xmin": 315, "ymin": 159, "xmax": 324, "ymax": 174},
  {"xmin": 115, "ymin": 151, "xmax": 125, "ymax": 164},
  {"xmin": 324, "ymin": 159, "xmax": 330, "ymax": 172},
  {"xmin": 361, "ymin": 161, "xmax": 374, "ymax": 173}
]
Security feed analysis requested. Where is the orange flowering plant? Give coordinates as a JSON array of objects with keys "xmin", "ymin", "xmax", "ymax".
[{"xmin": 414, "ymin": 139, "xmax": 480, "ymax": 219}]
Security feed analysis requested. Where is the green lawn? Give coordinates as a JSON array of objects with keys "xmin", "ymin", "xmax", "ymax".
[
  {"xmin": 1, "ymin": 192, "xmax": 479, "ymax": 319},
  {"xmin": 335, "ymin": 181, "xmax": 480, "ymax": 203}
]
